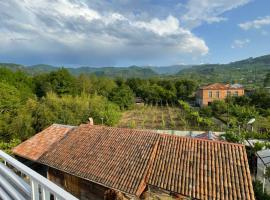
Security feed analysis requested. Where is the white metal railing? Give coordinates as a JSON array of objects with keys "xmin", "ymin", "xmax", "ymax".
[{"xmin": 0, "ymin": 150, "xmax": 78, "ymax": 200}]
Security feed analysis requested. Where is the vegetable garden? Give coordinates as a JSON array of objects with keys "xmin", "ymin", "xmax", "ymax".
[{"xmin": 117, "ymin": 103, "xmax": 221, "ymax": 131}]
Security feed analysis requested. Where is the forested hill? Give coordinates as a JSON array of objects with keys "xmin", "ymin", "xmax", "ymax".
[
  {"xmin": 0, "ymin": 64, "xmax": 158, "ymax": 78},
  {"xmin": 1, "ymin": 54, "xmax": 270, "ymax": 81},
  {"xmin": 176, "ymin": 54, "xmax": 270, "ymax": 87}
]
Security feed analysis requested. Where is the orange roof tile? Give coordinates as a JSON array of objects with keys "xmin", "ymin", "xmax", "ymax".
[
  {"xmin": 148, "ymin": 135, "xmax": 255, "ymax": 200},
  {"xmin": 38, "ymin": 125, "xmax": 159, "ymax": 196},
  {"xmin": 13, "ymin": 124, "xmax": 255, "ymax": 199},
  {"xmin": 12, "ymin": 124, "xmax": 74, "ymax": 161},
  {"xmin": 200, "ymin": 83, "xmax": 243, "ymax": 90}
]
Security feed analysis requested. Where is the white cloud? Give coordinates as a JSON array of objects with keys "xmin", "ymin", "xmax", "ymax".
[
  {"xmin": 134, "ymin": 16, "xmax": 180, "ymax": 36},
  {"xmin": 0, "ymin": 0, "xmax": 209, "ymax": 66},
  {"xmin": 181, "ymin": 0, "xmax": 251, "ymax": 29},
  {"xmin": 239, "ymin": 16, "xmax": 270, "ymax": 30},
  {"xmin": 231, "ymin": 39, "xmax": 250, "ymax": 49}
]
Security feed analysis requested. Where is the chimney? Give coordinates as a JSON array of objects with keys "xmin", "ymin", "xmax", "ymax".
[{"xmin": 88, "ymin": 118, "xmax": 94, "ymax": 125}]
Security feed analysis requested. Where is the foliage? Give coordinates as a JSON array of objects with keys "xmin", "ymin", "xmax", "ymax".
[
  {"xmin": 0, "ymin": 82, "xmax": 22, "ymax": 113},
  {"xmin": 250, "ymin": 89, "xmax": 270, "ymax": 111},
  {"xmin": 221, "ymin": 131, "xmax": 244, "ymax": 143},
  {"xmin": 0, "ymin": 139, "xmax": 21, "ymax": 154},
  {"xmin": 252, "ymin": 180, "xmax": 270, "ymax": 200},
  {"xmin": 175, "ymin": 79, "xmax": 197, "ymax": 99},
  {"xmin": 0, "ymin": 68, "xmax": 124, "ymax": 151},
  {"xmin": 34, "ymin": 93, "xmax": 121, "ymax": 130},
  {"xmin": 211, "ymin": 100, "xmax": 227, "ymax": 115},
  {"xmin": 199, "ymin": 106, "xmax": 212, "ymax": 117},
  {"xmin": 34, "ymin": 68, "xmax": 76, "ymax": 97},
  {"xmin": 264, "ymin": 71, "xmax": 270, "ymax": 87},
  {"xmin": 177, "ymin": 55, "xmax": 270, "ymax": 87},
  {"xmin": 253, "ymin": 142, "xmax": 265, "ymax": 152},
  {"xmin": 266, "ymin": 167, "xmax": 270, "ymax": 182},
  {"xmin": 109, "ymin": 85, "xmax": 134, "ymax": 110},
  {"xmin": 126, "ymin": 78, "xmax": 197, "ymax": 104},
  {"xmin": 179, "ymin": 100, "xmax": 214, "ymax": 130}
]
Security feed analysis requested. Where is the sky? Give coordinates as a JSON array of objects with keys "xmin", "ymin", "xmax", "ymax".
[{"xmin": 0, "ymin": 0, "xmax": 270, "ymax": 67}]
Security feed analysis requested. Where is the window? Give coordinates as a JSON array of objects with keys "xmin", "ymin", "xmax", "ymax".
[
  {"xmin": 234, "ymin": 91, "xmax": 239, "ymax": 96},
  {"xmin": 227, "ymin": 91, "xmax": 231, "ymax": 96},
  {"xmin": 216, "ymin": 91, "xmax": 220, "ymax": 98},
  {"xmin": 208, "ymin": 91, "xmax": 212, "ymax": 98}
]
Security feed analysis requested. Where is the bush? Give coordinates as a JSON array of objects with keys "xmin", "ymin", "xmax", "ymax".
[
  {"xmin": 199, "ymin": 106, "xmax": 213, "ymax": 117},
  {"xmin": 253, "ymin": 180, "xmax": 270, "ymax": 200}
]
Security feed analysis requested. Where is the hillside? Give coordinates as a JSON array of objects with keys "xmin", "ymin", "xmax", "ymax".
[
  {"xmin": 176, "ymin": 55, "xmax": 270, "ymax": 87},
  {"xmin": 0, "ymin": 64, "xmax": 158, "ymax": 78},
  {"xmin": 147, "ymin": 65, "xmax": 191, "ymax": 75},
  {"xmin": 1, "ymin": 54, "xmax": 270, "ymax": 82}
]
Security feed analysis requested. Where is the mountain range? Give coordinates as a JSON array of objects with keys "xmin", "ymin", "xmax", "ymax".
[{"xmin": 0, "ymin": 54, "xmax": 270, "ymax": 85}]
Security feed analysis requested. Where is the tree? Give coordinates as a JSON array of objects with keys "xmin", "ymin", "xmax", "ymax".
[
  {"xmin": 175, "ymin": 79, "xmax": 197, "ymax": 99},
  {"xmin": 230, "ymin": 95, "xmax": 251, "ymax": 106},
  {"xmin": 199, "ymin": 106, "xmax": 213, "ymax": 117},
  {"xmin": 126, "ymin": 78, "xmax": 145, "ymax": 96},
  {"xmin": 252, "ymin": 180, "xmax": 270, "ymax": 200},
  {"xmin": 250, "ymin": 89, "xmax": 270, "ymax": 110},
  {"xmin": 76, "ymin": 74, "xmax": 94, "ymax": 94},
  {"xmin": 109, "ymin": 86, "xmax": 134, "ymax": 110},
  {"xmin": 211, "ymin": 100, "xmax": 227, "ymax": 115},
  {"xmin": 0, "ymin": 82, "xmax": 21, "ymax": 113},
  {"xmin": 94, "ymin": 77, "xmax": 117, "ymax": 97},
  {"xmin": 33, "ymin": 68, "xmax": 76, "ymax": 97},
  {"xmin": 264, "ymin": 71, "xmax": 270, "ymax": 87}
]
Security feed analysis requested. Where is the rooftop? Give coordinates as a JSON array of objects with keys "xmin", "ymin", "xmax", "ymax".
[
  {"xmin": 12, "ymin": 124, "xmax": 75, "ymax": 161},
  {"xmin": 200, "ymin": 83, "xmax": 244, "ymax": 90},
  {"xmin": 13, "ymin": 124, "xmax": 255, "ymax": 200}
]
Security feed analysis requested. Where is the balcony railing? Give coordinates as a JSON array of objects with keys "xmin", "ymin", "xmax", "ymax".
[{"xmin": 0, "ymin": 150, "xmax": 78, "ymax": 200}]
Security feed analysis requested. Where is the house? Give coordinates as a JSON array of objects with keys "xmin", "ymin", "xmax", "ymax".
[
  {"xmin": 196, "ymin": 83, "xmax": 244, "ymax": 107},
  {"xmin": 13, "ymin": 123, "xmax": 255, "ymax": 200},
  {"xmin": 135, "ymin": 97, "xmax": 144, "ymax": 105}
]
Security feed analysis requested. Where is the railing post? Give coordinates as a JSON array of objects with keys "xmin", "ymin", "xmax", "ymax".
[
  {"xmin": 0, "ymin": 150, "xmax": 78, "ymax": 200},
  {"xmin": 31, "ymin": 179, "xmax": 39, "ymax": 200},
  {"xmin": 42, "ymin": 188, "xmax": 50, "ymax": 200}
]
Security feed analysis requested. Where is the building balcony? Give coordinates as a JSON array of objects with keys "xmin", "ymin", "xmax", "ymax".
[{"xmin": 0, "ymin": 150, "xmax": 78, "ymax": 200}]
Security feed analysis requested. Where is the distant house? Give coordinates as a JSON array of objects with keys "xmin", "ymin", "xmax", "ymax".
[
  {"xmin": 13, "ymin": 123, "xmax": 255, "ymax": 200},
  {"xmin": 196, "ymin": 83, "xmax": 244, "ymax": 107},
  {"xmin": 135, "ymin": 97, "xmax": 144, "ymax": 105}
]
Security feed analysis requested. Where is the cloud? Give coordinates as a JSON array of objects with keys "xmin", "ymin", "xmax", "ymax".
[
  {"xmin": 231, "ymin": 39, "xmax": 250, "ymax": 49},
  {"xmin": 239, "ymin": 16, "xmax": 270, "ymax": 30},
  {"xmin": 0, "ymin": 0, "xmax": 210, "ymax": 66},
  {"xmin": 181, "ymin": 0, "xmax": 251, "ymax": 29}
]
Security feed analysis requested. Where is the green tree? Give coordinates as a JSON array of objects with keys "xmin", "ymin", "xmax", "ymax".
[
  {"xmin": 109, "ymin": 86, "xmax": 134, "ymax": 110},
  {"xmin": 0, "ymin": 82, "xmax": 21, "ymax": 113},
  {"xmin": 252, "ymin": 180, "xmax": 270, "ymax": 200},
  {"xmin": 34, "ymin": 68, "xmax": 76, "ymax": 96},
  {"xmin": 211, "ymin": 100, "xmax": 227, "ymax": 115},
  {"xmin": 175, "ymin": 79, "xmax": 197, "ymax": 99},
  {"xmin": 264, "ymin": 71, "xmax": 270, "ymax": 87}
]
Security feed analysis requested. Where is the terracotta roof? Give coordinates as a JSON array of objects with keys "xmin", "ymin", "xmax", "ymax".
[
  {"xmin": 13, "ymin": 124, "xmax": 255, "ymax": 199},
  {"xmin": 38, "ymin": 125, "xmax": 159, "ymax": 196},
  {"xmin": 12, "ymin": 124, "xmax": 74, "ymax": 161},
  {"xmin": 148, "ymin": 135, "xmax": 255, "ymax": 200},
  {"xmin": 200, "ymin": 83, "xmax": 243, "ymax": 90}
]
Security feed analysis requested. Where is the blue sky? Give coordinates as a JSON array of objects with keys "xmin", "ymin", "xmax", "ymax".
[{"xmin": 0, "ymin": 0, "xmax": 270, "ymax": 67}]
